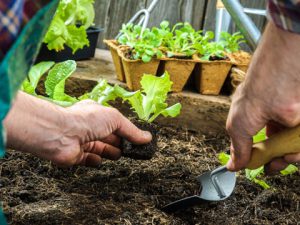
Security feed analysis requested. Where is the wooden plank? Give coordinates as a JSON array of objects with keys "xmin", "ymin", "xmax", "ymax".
[
  {"xmin": 202, "ymin": 0, "xmax": 217, "ymax": 32},
  {"xmin": 94, "ymin": 0, "xmax": 147, "ymax": 48},
  {"xmin": 145, "ymin": 0, "xmax": 207, "ymax": 30},
  {"xmin": 69, "ymin": 49, "xmax": 230, "ymax": 135}
]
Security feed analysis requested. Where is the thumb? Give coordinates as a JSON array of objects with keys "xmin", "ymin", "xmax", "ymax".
[
  {"xmin": 115, "ymin": 115, "xmax": 152, "ymax": 145},
  {"xmin": 226, "ymin": 93, "xmax": 267, "ymax": 171}
]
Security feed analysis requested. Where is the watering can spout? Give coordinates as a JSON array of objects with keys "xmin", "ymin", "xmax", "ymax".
[{"xmin": 221, "ymin": 0, "xmax": 261, "ymax": 50}]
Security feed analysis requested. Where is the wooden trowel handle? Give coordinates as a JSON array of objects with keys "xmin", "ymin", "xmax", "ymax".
[{"xmin": 247, "ymin": 125, "xmax": 300, "ymax": 169}]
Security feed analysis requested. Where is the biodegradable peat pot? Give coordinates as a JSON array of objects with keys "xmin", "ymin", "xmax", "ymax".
[
  {"xmin": 37, "ymin": 27, "xmax": 102, "ymax": 63},
  {"xmin": 160, "ymin": 57, "xmax": 196, "ymax": 92},
  {"xmin": 103, "ymin": 39, "xmax": 126, "ymax": 82},
  {"xmin": 228, "ymin": 51, "xmax": 252, "ymax": 72},
  {"xmin": 193, "ymin": 55, "xmax": 232, "ymax": 95},
  {"xmin": 120, "ymin": 50, "xmax": 160, "ymax": 90}
]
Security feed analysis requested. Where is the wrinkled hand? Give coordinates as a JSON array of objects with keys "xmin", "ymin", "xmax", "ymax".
[
  {"xmin": 4, "ymin": 92, "xmax": 152, "ymax": 167},
  {"xmin": 226, "ymin": 22, "xmax": 300, "ymax": 173}
]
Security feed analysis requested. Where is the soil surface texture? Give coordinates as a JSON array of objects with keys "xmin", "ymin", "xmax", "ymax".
[{"xmin": 1, "ymin": 125, "xmax": 299, "ymax": 225}]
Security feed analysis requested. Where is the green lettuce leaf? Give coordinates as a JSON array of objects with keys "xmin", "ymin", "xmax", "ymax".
[
  {"xmin": 114, "ymin": 72, "xmax": 181, "ymax": 122},
  {"xmin": 253, "ymin": 127, "xmax": 266, "ymax": 143},
  {"xmin": 22, "ymin": 61, "xmax": 55, "ymax": 95},
  {"xmin": 44, "ymin": 0, "xmax": 95, "ymax": 53},
  {"xmin": 79, "ymin": 79, "xmax": 118, "ymax": 106},
  {"xmin": 66, "ymin": 25, "xmax": 89, "ymax": 54},
  {"xmin": 114, "ymin": 86, "xmax": 145, "ymax": 120},
  {"xmin": 45, "ymin": 60, "xmax": 78, "ymax": 103},
  {"xmin": 280, "ymin": 164, "xmax": 299, "ymax": 175},
  {"xmin": 218, "ymin": 152, "xmax": 230, "ymax": 165}
]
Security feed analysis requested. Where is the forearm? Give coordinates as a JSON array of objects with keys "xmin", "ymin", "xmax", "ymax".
[
  {"xmin": 3, "ymin": 91, "xmax": 68, "ymax": 154},
  {"xmin": 245, "ymin": 21, "xmax": 300, "ymax": 116}
]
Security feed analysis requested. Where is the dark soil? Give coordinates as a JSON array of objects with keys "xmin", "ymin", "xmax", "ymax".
[
  {"xmin": 1, "ymin": 126, "xmax": 300, "ymax": 225},
  {"xmin": 121, "ymin": 120, "xmax": 158, "ymax": 160},
  {"xmin": 209, "ymin": 55, "xmax": 228, "ymax": 61}
]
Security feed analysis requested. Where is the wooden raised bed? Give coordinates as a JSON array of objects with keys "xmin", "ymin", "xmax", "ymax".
[{"xmin": 2, "ymin": 49, "xmax": 299, "ymax": 225}]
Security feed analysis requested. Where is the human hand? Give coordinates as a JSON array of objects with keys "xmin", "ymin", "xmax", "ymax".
[
  {"xmin": 226, "ymin": 22, "xmax": 300, "ymax": 172},
  {"xmin": 4, "ymin": 92, "xmax": 152, "ymax": 167}
]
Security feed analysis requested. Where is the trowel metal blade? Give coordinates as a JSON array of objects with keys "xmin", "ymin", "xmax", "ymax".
[{"xmin": 197, "ymin": 166, "xmax": 236, "ymax": 201}]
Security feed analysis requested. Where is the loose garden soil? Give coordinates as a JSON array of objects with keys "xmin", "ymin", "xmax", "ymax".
[{"xmin": 1, "ymin": 124, "xmax": 300, "ymax": 225}]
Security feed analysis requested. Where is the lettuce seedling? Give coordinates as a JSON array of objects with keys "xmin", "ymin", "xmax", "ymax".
[
  {"xmin": 118, "ymin": 23, "xmax": 144, "ymax": 47},
  {"xmin": 45, "ymin": 60, "xmax": 78, "ymax": 104},
  {"xmin": 114, "ymin": 72, "xmax": 181, "ymax": 123},
  {"xmin": 44, "ymin": 0, "xmax": 95, "ymax": 53},
  {"xmin": 200, "ymin": 42, "xmax": 226, "ymax": 60},
  {"xmin": 220, "ymin": 32, "xmax": 245, "ymax": 53},
  {"xmin": 165, "ymin": 22, "xmax": 199, "ymax": 57},
  {"xmin": 118, "ymin": 24, "xmax": 163, "ymax": 62},
  {"xmin": 79, "ymin": 79, "xmax": 117, "ymax": 106},
  {"xmin": 22, "ymin": 60, "xmax": 79, "ymax": 107},
  {"xmin": 21, "ymin": 61, "xmax": 55, "ymax": 95}
]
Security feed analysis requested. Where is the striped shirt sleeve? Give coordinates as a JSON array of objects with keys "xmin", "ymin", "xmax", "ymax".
[{"xmin": 268, "ymin": 0, "xmax": 300, "ymax": 33}]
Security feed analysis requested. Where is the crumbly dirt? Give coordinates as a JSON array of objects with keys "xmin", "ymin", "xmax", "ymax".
[
  {"xmin": 227, "ymin": 51, "xmax": 252, "ymax": 65},
  {"xmin": 1, "ymin": 125, "xmax": 299, "ymax": 225},
  {"xmin": 121, "ymin": 121, "xmax": 158, "ymax": 160}
]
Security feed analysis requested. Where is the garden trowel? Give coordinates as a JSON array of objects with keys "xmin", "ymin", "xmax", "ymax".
[{"xmin": 162, "ymin": 124, "xmax": 300, "ymax": 213}]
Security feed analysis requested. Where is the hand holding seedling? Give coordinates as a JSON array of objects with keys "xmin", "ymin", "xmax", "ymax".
[
  {"xmin": 226, "ymin": 22, "xmax": 300, "ymax": 173},
  {"xmin": 4, "ymin": 92, "xmax": 152, "ymax": 167}
]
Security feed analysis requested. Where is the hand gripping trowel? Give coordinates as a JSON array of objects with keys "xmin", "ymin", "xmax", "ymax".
[{"xmin": 162, "ymin": 125, "xmax": 300, "ymax": 212}]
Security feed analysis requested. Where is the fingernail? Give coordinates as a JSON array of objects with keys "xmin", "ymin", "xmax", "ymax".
[
  {"xmin": 226, "ymin": 159, "xmax": 234, "ymax": 171},
  {"xmin": 143, "ymin": 131, "xmax": 152, "ymax": 140}
]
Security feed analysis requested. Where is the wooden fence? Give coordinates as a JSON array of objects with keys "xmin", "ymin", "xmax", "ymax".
[{"xmin": 94, "ymin": 0, "xmax": 267, "ymax": 49}]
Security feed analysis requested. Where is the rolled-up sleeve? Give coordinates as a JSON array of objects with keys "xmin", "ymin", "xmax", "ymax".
[{"xmin": 268, "ymin": 0, "xmax": 300, "ymax": 33}]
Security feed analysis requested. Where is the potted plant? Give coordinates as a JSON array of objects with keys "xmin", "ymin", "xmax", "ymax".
[
  {"xmin": 115, "ymin": 24, "xmax": 163, "ymax": 91},
  {"xmin": 36, "ymin": 0, "xmax": 102, "ymax": 63},
  {"xmin": 192, "ymin": 31, "xmax": 247, "ymax": 95},
  {"xmin": 103, "ymin": 39, "xmax": 126, "ymax": 82},
  {"xmin": 155, "ymin": 21, "xmax": 197, "ymax": 92}
]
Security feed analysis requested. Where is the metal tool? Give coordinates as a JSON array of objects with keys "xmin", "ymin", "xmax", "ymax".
[
  {"xmin": 163, "ymin": 124, "xmax": 300, "ymax": 213},
  {"xmin": 220, "ymin": 0, "xmax": 262, "ymax": 50},
  {"xmin": 215, "ymin": 0, "xmax": 266, "ymax": 46},
  {"xmin": 162, "ymin": 166, "xmax": 235, "ymax": 213}
]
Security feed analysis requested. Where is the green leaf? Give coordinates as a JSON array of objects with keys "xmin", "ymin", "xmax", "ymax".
[
  {"xmin": 142, "ymin": 54, "xmax": 152, "ymax": 63},
  {"xmin": 253, "ymin": 127, "xmax": 266, "ymax": 143},
  {"xmin": 80, "ymin": 79, "xmax": 118, "ymax": 106},
  {"xmin": 66, "ymin": 25, "xmax": 90, "ymax": 54},
  {"xmin": 253, "ymin": 178, "xmax": 270, "ymax": 189},
  {"xmin": 22, "ymin": 61, "xmax": 55, "ymax": 95},
  {"xmin": 114, "ymin": 85, "xmax": 145, "ymax": 120},
  {"xmin": 245, "ymin": 167, "xmax": 264, "ymax": 180},
  {"xmin": 44, "ymin": 0, "xmax": 95, "ymax": 53},
  {"xmin": 280, "ymin": 164, "xmax": 299, "ymax": 175},
  {"xmin": 45, "ymin": 60, "xmax": 77, "ymax": 103},
  {"xmin": 21, "ymin": 79, "xmax": 35, "ymax": 95},
  {"xmin": 44, "ymin": 17, "xmax": 68, "ymax": 51},
  {"xmin": 149, "ymin": 102, "xmax": 182, "ymax": 123},
  {"xmin": 245, "ymin": 167, "xmax": 270, "ymax": 189},
  {"xmin": 114, "ymin": 72, "xmax": 181, "ymax": 122},
  {"xmin": 218, "ymin": 152, "xmax": 230, "ymax": 165},
  {"xmin": 140, "ymin": 72, "xmax": 172, "ymax": 120},
  {"xmin": 38, "ymin": 95, "xmax": 74, "ymax": 107}
]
